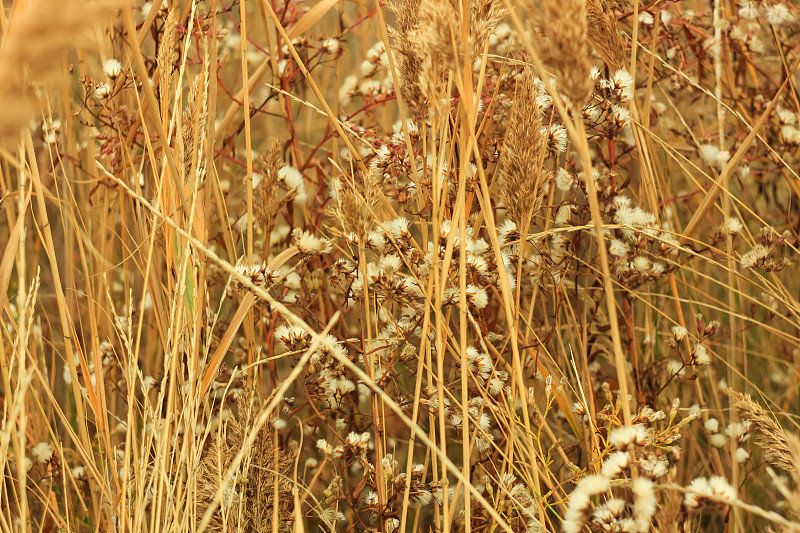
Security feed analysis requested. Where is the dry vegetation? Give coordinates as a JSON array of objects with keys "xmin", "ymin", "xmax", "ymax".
[{"xmin": 3, "ymin": 0, "xmax": 800, "ymax": 531}]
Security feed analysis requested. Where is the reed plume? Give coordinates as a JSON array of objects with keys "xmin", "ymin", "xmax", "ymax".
[
  {"xmin": 725, "ymin": 389, "xmax": 800, "ymax": 475},
  {"xmin": 255, "ymin": 141, "xmax": 281, "ymax": 232},
  {"xmin": 496, "ymin": 69, "xmax": 547, "ymax": 228},
  {"xmin": 158, "ymin": 10, "xmax": 179, "ymax": 122},
  {"xmin": 404, "ymin": 0, "xmax": 457, "ymax": 116},
  {"xmin": 182, "ymin": 73, "xmax": 208, "ymax": 183},
  {"xmin": 586, "ymin": 0, "xmax": 628, "ymax": 71},
  {"xmin": 390, "ymin": 0, "xmax": 427, "ymax": 114},
  {"xmin": 470, "ymin": 0, "xmax": 507, "ymax": 64},
  {"xmin": 197, "ymin": 387, "xmax": 289, "ymax": 532},
  {"xmin": 523, "ymin": 0, "xmax": 593, "ymax": 107}
]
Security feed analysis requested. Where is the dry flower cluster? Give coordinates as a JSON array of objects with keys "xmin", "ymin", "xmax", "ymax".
[{"xmin": 2, "ymin": 0, "xmax": 800, "ymax": 531}]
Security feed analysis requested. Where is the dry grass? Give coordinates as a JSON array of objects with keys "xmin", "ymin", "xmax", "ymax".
[{"xmin": 3, "ymin": 0, "xmax": 800, "ymax": 532}]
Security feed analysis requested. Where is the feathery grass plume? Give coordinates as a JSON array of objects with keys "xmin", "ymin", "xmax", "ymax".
[
  {"xmin": 406, "ymin": 0, "xmax": 458, "ymax": 116},
  {"xmin": 523, "ymin": 0, "xmax": 593, "ymax": 107},
  {"xmin": 257, "ymin": 141, "xmax": 298, "ymax": 258},
  {"xmin": 255, "ymin": 141, "xmax": 282, "ymax": 232},
  {"xmin": 586, "ymin": 0, "xmax": 627, "ymax": 71},
  {"xmin": 724, "ymin": 389, "xmax": 800, "ymax": 474},
  {"xmin": 356, "ymin": 164, "xmax": 383, "ymax": 212},
  {"xmin": 337, "ymin": 186, "xmax": 368, "ymax": 241},
  {"xmin": 470, "ymin": 0, "xmax": 508, "ymax": 64},
  {"xmin": 496, "ymin": 69, "xmax": 547, "ymax": 228},
  {"xmin": 197, "ymin": 386, "xmax": 290, "ymax": 532},
  {"xmin": 389, "ymin": 0, "xmax": 427, "ymax": 114},
  {"xmin": 182, "ymin": 73, "xmax": 208, "ymax": 182},
  {"xmin": 0, "ymin": 0, "xmax": 116, "ymax": 141},
  {"xmin": 655, "ymin": 483, "xmax": 683, "ymax": 533},
  {"xmin": 158, "ymin": 10, "xmax": 179, "ymax": 121}
]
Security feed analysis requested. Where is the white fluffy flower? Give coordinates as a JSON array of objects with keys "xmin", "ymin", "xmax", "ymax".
[
  {"xmin": 359, "ymin": 79, "xmax": 382, "ymax": 95},
  {"xmin": 766, "ymin": 3, "xmax": 794, "ymax": 25},
  {"xmin": 476, "ymin": 434, "xmax": 494, "ymax": 452},
  {"xmin": 614, "ymin": 204, "xmax": 656, "ymax": 232},
  {"xmin": 609, "ymin": 239, "xmax": 628, "ymax": 258},
  {"xmin": 632, "ymin": 477, "xmax": 657, "ymax": 532},
  {"xmin": 360, "ymin": 59, "xmax": 377, "ymax": 77},
  {"xmin": 735, "ymin": 447, "xmax": 750, "ymax": 463},
  {"xmin": 698, "ymin": 144, "xmax": 730, "ymax": 170},
  {"xmin": 638, "ymin": 454, "xmax": 669, "ymax": 478},
  {"xmin": 684, "ymin": 476, "xmax": 737, "ymax": 509},
  {"xmin": 638, "ymin": 11, "xmax": 654, "ymax": 25},
  {"xmin": 275, "ymin": 324, "xmax": 310, "ymax": 351},
  {"xmin": 279, "ymin": 165, "xmax": 307, "ymax": 202},
  {"xmin": 720, "ymin": 217, "xmax": 743, "ymax": 235},
  {"xmin": 693, "ymin": 344, "xmax": 711, "ymax": 365},
  {"xmin": 546, "ymin": 124, "xmax": 568, "ymax": 152},
  {"xmin": 321, "ymin": 38, "xmax": 339, "ymax": 54},
  {"xmin": 555, "ymin": 205, "xmax": 572, "ymax": 225},
  {"xmin": 738, "ymin": 0, "xmax": 760, "ymax": 18},
  {"xmin": 710, "ymin": 433, "xmax": 727, "ymax": 448},
  {"xmin": 782, "ymin": 125, "xmax": 800, "ymax": 144},
  {"xmin": 612, "ymin": 70, "xmax": 635, "ymax": 101},
  {"xmin": 103, "ymin": 58, "xmax": 122, "ymax": 78},
  {"xmin": 555, "ymin": 168, "xmax": 575, "ymax": 191},
  {"xmin": 726, "ymin": 421, "xmax": 752, "ymax": 441},
  {"xmin": 777, "ymin": 106, "xmax": 797, "ymax": 125},
  {"xmin": 383, "ymin": 217, "xmax": 410, "ymax": 240},
  {"xmin": 563, "ymin": 475, "xmax": 610, "ymax": 533},
  {"xmin": 740, "ymin": 244, "xmax": 769, "ymax": 268},
  {"xmin": 95, "ymin": 82, "xmax": 111, "ymax": 99},
  {"xmin": 498, "ymin": 219, "xmax": 517, "ymax": 245},
  {"xmin": 671, "ymin": 325, "xmax": 688, "ymax": 342},
  {"xmin": 32, "ymin": 442, "xmax": 53, "ymax": 464},
  {"xmin": 293, "ymin": 228, "xmax": 333, "ymax": 254},
  {"xmin": 466, "ymin": 285, "xmax": 489, "ymax": 309},
  {"xmin": 374, "ymin": 145, "xmax": 391, "ymax": 162},
  {"xmin": 608, "ymin": 424, "xmax": 649, "ymax": 449},
  {"xmin": 339, "ymin": 75, "xmax": 359, "ymax": 102},
  {"xmin": 632, "ymin": 256, "xmax": 651, "ymax": 272},
  {"xmin": 612, "ymin": 105, "xmax": 631, "ymax": 127},
  {"xmin": 601, "ymin": 451, "xmax": 630, "ymax": 479}
]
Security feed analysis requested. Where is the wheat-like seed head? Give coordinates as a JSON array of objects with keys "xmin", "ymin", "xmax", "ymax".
[
  {"xmin": 390, "ymin": 0, "xmax": 427, "ymax": 114},
  {"xmin": 158, "ymin": 10, "xmax": 180, "ymax": 120},
  {"xmin": 586, "ymin": 0, "xmax": 628, "ymax": 71},
  {"xmin": 197, "ymin": 386, "xmax": 289, "ymax": 532},
  {"xmin": 496, "ymin": 69, "xmax": 548, "ymax": 228},
  {"xmin": 725, "ymin": 389, "xmax": 800, "ymax": 475},
  {"xmin": 182, "ymin": 73, "xmax": 209, "ymax": 183},
  {"xmin": 523, "ymin": 0, "xmax": 593, "ymax": 107}
]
